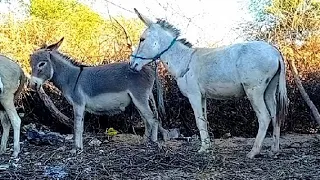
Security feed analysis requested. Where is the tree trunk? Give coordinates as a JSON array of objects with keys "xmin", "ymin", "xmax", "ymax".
[{"xmin": 288, "ymin": 59, "xmax": 320, "ymax": 125}]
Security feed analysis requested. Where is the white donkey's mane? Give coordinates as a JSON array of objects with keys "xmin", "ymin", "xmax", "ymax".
[{"xmin": 156, "ymin": 19, "xmax": 192, "ymax": 48}]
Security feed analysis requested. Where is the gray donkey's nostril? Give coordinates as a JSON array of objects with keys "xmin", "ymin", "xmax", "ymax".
[{"xmin": 129, "ymin": 62, "xmax": 138, "ymax": 70}]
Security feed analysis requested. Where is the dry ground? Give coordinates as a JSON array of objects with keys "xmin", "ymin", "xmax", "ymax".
[{"xmin": 0, "ymin": 133, "xmax": 320, "ymax": 180}]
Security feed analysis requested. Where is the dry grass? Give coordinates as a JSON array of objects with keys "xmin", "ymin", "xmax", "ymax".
[{"xmin": 0, "ymin": 14, "xmax": 144, "ymax": 73}]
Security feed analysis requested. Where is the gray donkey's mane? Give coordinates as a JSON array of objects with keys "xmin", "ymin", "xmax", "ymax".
[
  {"xmin": 156, "ymin": 19, "xmax": 193, "ymax": 48},
  {"xmin": 53, "ymin": 51, "xmax": 91, "ymax": 67},
  {"xmin": 39, "ymin": 44, "xmax": 91, "ymax": 67}
]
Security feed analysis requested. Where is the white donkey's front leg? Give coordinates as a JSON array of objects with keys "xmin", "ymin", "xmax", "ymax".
[
  {"xmin": 188, "ymin": 93, "xmax": 211, "ymax": 153},
  {"xmin": 177, "ymin": 76, "xmax": 211, "ymax": 152},
  {"xmin": 2, "ymin": 95, "xmax": 21, "ymax": 157},
  {"xmin": 73, "ymin": 104, "xmax": 85, "ymax": 151}
]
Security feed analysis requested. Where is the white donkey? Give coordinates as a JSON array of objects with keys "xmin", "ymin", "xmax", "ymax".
[
  {"xmin": 129, "ymin": 9, "xmax": 288, "ymax": 158},
  {"xmin": 0, "ymin": 55, "xmax": 26, "ymax": 157}
]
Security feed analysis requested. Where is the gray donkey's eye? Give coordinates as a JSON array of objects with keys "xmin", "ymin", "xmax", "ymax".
[{"xmin": 38, "ymin": 62, "xmax": 46, "ymax": 68}]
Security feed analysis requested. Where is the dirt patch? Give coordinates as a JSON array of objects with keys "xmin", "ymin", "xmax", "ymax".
[{"xmin": 0, "ymin": 133, "xmax": 319, "ymax": 179}]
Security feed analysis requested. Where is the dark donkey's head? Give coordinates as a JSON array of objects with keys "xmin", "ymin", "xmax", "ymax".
[{"xmin": 29, "ymin": 38, "xmax": 64, "ymax": 90}]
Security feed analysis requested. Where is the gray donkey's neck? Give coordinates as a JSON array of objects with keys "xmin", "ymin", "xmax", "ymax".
[{"xmin": 49, "ymin": 52, "xmax": 81, "ymax": 94}]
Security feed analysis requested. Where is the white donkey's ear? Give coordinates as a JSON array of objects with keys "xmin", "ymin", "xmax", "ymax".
[{"xmin": 134, "ymin": 8, "xmax": 153, "ymax": 26}]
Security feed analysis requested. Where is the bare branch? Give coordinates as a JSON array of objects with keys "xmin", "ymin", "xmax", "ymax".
[
  {"xmin": 288, "ymin": 56, "xmax": 320, "ymax": 126},
  {"xmin": 37, "ymin": 86, "xmax": 73, "ymax": 128},
  {"xmin": 112, "ymin": 17, "xmax": 133, "ymax": 52}
]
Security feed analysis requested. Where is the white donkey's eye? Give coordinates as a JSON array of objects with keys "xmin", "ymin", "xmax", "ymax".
[{"xmin": 140, "ymin": 37, "xmax": 145, "ymax": 42}]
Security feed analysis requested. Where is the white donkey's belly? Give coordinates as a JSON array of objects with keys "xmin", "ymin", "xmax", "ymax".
[
  {"xmin": 203, "ymin": 82, "xmax": 245, "ymax": 100},
  {"xmin": 85, "ymin": 91, "xmax": 131, "ymax": 115}
]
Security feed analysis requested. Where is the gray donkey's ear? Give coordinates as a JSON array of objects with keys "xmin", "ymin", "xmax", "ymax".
[
  {"xmin": 134, "ymin": 8, "xmax": 153, "ymax": 26},
  {"xmin": 46, "ymin": 37, "xmax": 64, "ymax": 51},
  {"xmin": 39, "ymin": 43, "xmax": 48, "ymax": 49}
]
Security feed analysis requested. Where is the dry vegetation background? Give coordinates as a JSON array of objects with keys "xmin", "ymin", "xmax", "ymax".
[{"xmin": 0, "ymin": 0, "xmax": 320, "ymax": 138}]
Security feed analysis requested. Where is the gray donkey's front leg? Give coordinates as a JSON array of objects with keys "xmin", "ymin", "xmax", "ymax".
[{"xmin": 72, "ymin": 104, "xmax": 85, "ymax": 152}]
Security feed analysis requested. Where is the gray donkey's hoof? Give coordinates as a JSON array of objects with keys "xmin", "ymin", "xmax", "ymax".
[{"xmin": 70, "ymin": 148, "xmax": 83, "ymax": 155}]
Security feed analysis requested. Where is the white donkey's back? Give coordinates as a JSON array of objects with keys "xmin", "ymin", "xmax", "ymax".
[{"xmin": 193, "ymin": 41, "xmax": 282, "ymax": 99}]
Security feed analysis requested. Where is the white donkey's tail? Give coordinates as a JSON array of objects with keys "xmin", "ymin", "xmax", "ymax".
[{"xmin": 277, "ymin": 54, "xmax": 288, "ymax": 125}]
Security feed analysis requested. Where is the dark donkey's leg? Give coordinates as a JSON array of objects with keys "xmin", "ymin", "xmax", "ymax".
[
  {"xmin": 149, "ymin": 93, "xmax": 169, "ymax": 141},
  {"xmin": 73, "ymin": 104, "xmax": 85, "ymax": 151},
  {"xmin": 129, "ymin": 92, "xmax": 159, "ymax": 142}
]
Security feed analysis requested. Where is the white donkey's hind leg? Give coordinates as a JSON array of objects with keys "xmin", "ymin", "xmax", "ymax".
[
  {"xmin": 188, "ymin": 93, "xmax": 211, "ymax": 153},
  {"xmin": 245, "ymin": 88, "xmax": 271, "ymax": 159},
  {"xmin": 0, "ymin": 111, "xmax": 10, "ymax": 154},
  {"xmin": 265, "ymin": 74, "xmax": 281, "ymax": 155},
  {"xmin": 2, "ymin": 96, "xmax": 21, "ymax": 158}
]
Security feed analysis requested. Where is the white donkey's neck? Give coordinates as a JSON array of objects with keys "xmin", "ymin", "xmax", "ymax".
[{"xmin": 160, "ymin": 41, "xmax": 195, "ymax": 78}]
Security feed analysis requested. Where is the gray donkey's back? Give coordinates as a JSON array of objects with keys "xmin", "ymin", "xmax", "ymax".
[{"xmin": 79, "ymin": 62, "xmax": 154, "ymax": 98}]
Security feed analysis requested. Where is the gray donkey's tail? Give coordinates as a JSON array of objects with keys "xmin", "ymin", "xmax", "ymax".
[
  {"xmin": 149, "ymin": 92, "xmax": 169, "ymax": 140},
  {"xmin": 155, "ymin": 74, "xmax": 166, "ymax": 119}
]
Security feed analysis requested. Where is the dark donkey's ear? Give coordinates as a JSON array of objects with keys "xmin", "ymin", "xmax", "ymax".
[
  {"xmin": 46, "ymin": 37, "xmax": 64, "ymax": 51},
  {"xmin": 39, "ymin": 43, "xmax": 48, "ymax": 49}
]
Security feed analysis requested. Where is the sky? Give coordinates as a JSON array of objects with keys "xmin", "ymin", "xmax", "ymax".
[
  {"xmin": 79, "ymin": 0, "xmax": 254, "ymax": 46},
  {"xmin": 0, "ymin": 0, "xmax": 254, "ymax": 46}
]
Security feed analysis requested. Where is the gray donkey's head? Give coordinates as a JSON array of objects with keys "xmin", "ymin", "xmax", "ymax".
[{"xmin": 29, "ymin": 38, "xmax": 64, "ymax": 90}]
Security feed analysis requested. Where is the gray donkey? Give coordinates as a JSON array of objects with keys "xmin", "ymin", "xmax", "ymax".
[
  {"xmin": 29, "ymin": 38, "xmax": 168, "ymax": 152},
  {"xmin": 0, "ymin": 55, "xmax": 26, "ymax": 157}
]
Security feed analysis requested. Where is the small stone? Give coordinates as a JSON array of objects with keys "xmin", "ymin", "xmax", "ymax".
[
  {"xmin": 88, "ymin": 138, "xmax": 102, "ymax": 146},
  {"xmin": 84, "ymin": 167, "xmax": 91, "ymax": 173},
  {"xmin": 222, "ymin": 133, "xmax": 231, "ymax": 139},
  {"xmin": 65, "ymin": 134, "xmax": 73, "ymax": 141},
  {"xmin": 168, "ymin": 128, "xmax": 180, "ymax": 139},
  {"xmin": 0, "ymin": 164, "xmax": 9, "ymax": 170},
  {"xmin": 57, "ymin": 146, "xmax": 66, "ymax": 151}
]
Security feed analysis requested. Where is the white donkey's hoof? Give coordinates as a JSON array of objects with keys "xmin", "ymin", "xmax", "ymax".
[
  {"xmin": 198, "ymin": 145, "xmax": 211, "ymax": 153},
  {"xmin": 198, "ymin": 148, "xmax": 207, "ymax": 153},
  {"xmin": 268, "ymin": 150, "xmax": 279, "ymax": 158},
  {"xmin": 11, "ymin": 151, "xmax": 19, "ymax": 158},
  {"xmin": 162, "ymin": 131, "xmax": 170, "ymax": 142},
  {"xmin": 246, "ymin": 150, "xmax": 258, "ymax": 159},
  {"xmin": 0, "ymin": 148, "xmax": 6, "ymax": 155},
  {"xmin": 271, "ymin": 145, "xmax": 280, "ymax": 155}
]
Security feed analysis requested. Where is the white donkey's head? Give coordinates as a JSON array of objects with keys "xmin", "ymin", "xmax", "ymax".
[{"xmin": 129, "ymin": 8, "xmax": 180, "ymax": 71}]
